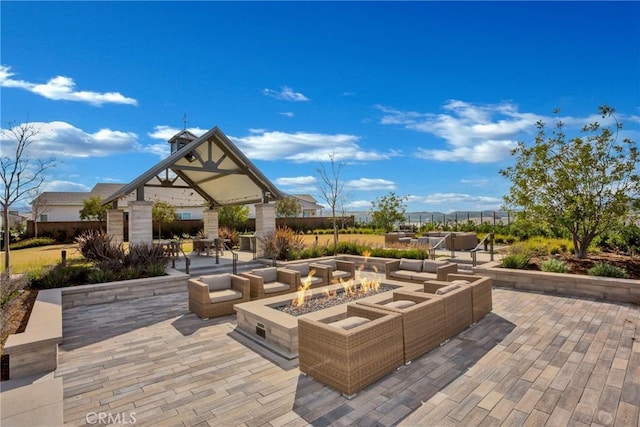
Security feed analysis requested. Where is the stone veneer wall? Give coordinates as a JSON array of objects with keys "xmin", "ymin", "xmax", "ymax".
[{"xmin": 474, "ymin": 261, "xmax": 640, "ymax": 304}]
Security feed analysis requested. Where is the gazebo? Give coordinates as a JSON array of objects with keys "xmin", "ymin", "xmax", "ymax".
[{"xmin": 102, "ymin": 127, "xmax": 284, "ymax": 256}]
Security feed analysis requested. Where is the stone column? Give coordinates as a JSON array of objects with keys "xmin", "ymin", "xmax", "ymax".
[
  {"xmin": 128, "ymin": 201, "xmax": 153, "ymax": 245},
  {"xmin": 255, "ymin": 203, "xmax": 276, "ymax": 257},
  {"xmin": 203, "ymin": 208, "xmax": 219, "ymax": 239},
  {"xmin": 106, "ymin": 209, "xmax": 124, "ymax": 245}
]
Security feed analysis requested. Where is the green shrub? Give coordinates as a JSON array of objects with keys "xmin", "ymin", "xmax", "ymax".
[
  {"xmin": 541, "ymin": 258, "xmax": 569, "ymax": 273},
  {"xmin": 30, "ymin": 264, "xmax": 92, "ymax": 289},
  {"xmin": 588, "ymin": 262, "xmax": 627, "ymax": 278},
  {"xmin": 259, "ymin": 226, "xmax": 305, "ymax": 260},
  {"xmin": 9, "ymin": 237, "xmax": 57, "ymax": 250},
  {"xmin": 87, "ymin": 268, "xmax": 117, "ymax": 284},
  {"xmin": 501, "ymin": 245, "xmax": 531, "ymax": 269}
]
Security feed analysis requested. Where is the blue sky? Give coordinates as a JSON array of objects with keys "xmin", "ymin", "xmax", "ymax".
[{"xmin": 2, "ymin": 1, "xmax": 639, "ymax": 213}]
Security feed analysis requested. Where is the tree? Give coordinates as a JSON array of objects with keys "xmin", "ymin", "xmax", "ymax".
[
  {"xmin": 317, "ymin": 153, "xmax": 346, "ymax": 249},
  {"xmin": 79, "ymin": 196, "xmax": 107, "ymax": 221},
  {"xmin": 30, "ymin": 191, "xmax": 49, "ymax": 238},
  {"xmin": 1, "ymin": 121, "xmax": 56, "ymax": 272},
  {"xmin": 276, "ymin": 197, "xmax": 302, "ymax": 218},
  {"xmin": 152, "ymin": 201, "xmax": 177, "ymax": 239},
  {"xmin": 370, "ymin": 192, "xmax": 408, "ymax": 232},
  {"xmin": 218, "ymin": 205, "xmax": 249, "ymax": 230},
  {"xmin": 500, "ymin": 105, "xmax": 640, "ymax": 258}
]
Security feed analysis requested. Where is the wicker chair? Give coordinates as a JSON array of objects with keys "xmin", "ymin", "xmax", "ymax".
[
  {"xmin": 298, "ymin": 304, "xmax": 404, "ymax": 398},
  {"xmin": 423, "ymin": 280, "xmax": 473, "ymax": 340},
  {"xmin": 285, "ymin": 262, "xmax": 330, "ymax": 288},
  {"xmin": 310, "ymin": 259, "xmax": 356, "ymax": 284},
  {"xmin": 188, "ymin": 273, "xmax": 250, "ymax": 319},
  {"xmin": 240, "ymin": 267, "xmax": 300, "ymax": 300},
  {"xmin": 447, "ymin": 274, "xmax": 493, "ymax": 323},
  {"xmin": 357, "ymin": 291, "xmax": 446, "ymax": 364}
]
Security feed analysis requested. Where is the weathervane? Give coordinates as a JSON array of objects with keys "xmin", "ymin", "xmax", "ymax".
[{"xmin": 182, "ymin": 113, "xmax": 188, "ymax": 130}]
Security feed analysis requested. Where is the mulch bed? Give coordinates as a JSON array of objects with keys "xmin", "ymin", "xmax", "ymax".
[
  {"xmin": 527, "ymin": 251, "xmax": 640, "ymax": 279},
  {"xmin": 1, "ymin": 288, "xmax": 38, "ymax": 352}
]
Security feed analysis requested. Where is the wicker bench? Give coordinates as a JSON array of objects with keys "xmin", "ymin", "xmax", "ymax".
[
  {"xmin": 298, "ymin": 304, "xmax": 404, "ymax": 398},
  {"xmin": 385, "ymin": 258, "xmax": 458, "ymax": 283}
]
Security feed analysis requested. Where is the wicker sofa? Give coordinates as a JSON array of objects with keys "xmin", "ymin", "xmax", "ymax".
[
  {"xmin": 241, "ymin": 267, "xmax": 300, "ymax": 300},
  {"xmin": 422, "ymin": 280, "xmax": 473, "ymax": 339},
  {"xmin": 446, "ymin": 274, "xmax": 493, "ymax": 323},
  {"xmin": 356, "ymin": 291, "xmax": 446, "ymax": 364},
  {"xmin": 310, "ymin": 258, "xmax": 356, "ymax": 284},
  {"xmin": 385, "ymin": 258, "xmax": 458, "ymax": 283},
  {"xmin": 298, "ymin": 304, "xmax": 404, "ymax": 397},
  {"xmin": 188, "ymin": 273, "xmax": 250, "ymax": 319}
]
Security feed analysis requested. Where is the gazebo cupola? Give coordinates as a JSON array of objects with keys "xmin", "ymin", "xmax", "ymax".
[{"xmin": 168, "ymin": 130, "xmax": 197, "ymax": 155}]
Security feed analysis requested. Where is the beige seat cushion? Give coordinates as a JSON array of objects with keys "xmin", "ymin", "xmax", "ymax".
[
  {"xmin": 412, "ymin": 272, "xmax": 437, "ymax": 281},
  {"xmin": 435, "ymin": 284, "xmax": 461, "ymax": 295},
  {"xmin": 399, "ymin": 258, "xmax": 423, "ymax": 272},
  {"xmin": 210, "ymin": 289, "xmax": 243, "ymax": 303},
  {"xmin": 332, "ymin": 270, "xmax": 351, "ymax": 280},
  {"xmin": 304, "ymin": 276, "xmax": 324, "ymax": 287},
  {"xmin": 288, "ymin": 263, "xmax": 310, "ymax": 276},
  {"xmin": 319, "ymin": 260, "xmax": 338, "ymax": 270},
  {"xmin": 422, "ymin": 260, "xmax": 445, "ymax": 274},
  {"xmin": 390, "ymin": 270, "xmax": 414, "ymax": 281},
  {"xmin": 451, "ymin": 280, "xmax": 470, "ymax": 285},
  {"xmin": 200, "ymin": 273, "xmax": 231, "ymax": 291},
  {"xmin": 252, "ymin": 267, "xmax": 277, "ymax": 283},
  {"xmin": 384, "ymin": 300, "xmax": 416, "ymax": 309},
  {"xmin": 264, "ymin": 282, "xmax": 290, "ymax": 294},
  {"xmin": 328, "ymin": 316, "xmax": 371, "ymax": 330}
]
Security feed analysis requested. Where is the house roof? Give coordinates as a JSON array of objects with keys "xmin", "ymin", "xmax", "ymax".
[
  {"xmin": 290, "ymin": 194, "xmax": 324, "ymax": 210},
  {"xmin": 102, "ymin": 127, "xmax": 284, "ymax": 207},
  {"xmin": 32, "ymin": 183, "xmax": 207, "ymax": 208}
]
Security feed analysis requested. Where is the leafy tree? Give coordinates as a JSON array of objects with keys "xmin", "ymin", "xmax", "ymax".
[
  {"xmin": 218, "ymin": 205, "xmax": 249, "ymax": 230},
  {"xmin": 317, "ymin": 152, "xmax": 346, "ymax": 250},
  {"xmin": 500, "ymin": 105, "xmax": 640, "ymax": 258},
  {"xmin": 276, "ymin": 197, "xmax": 302, "ymax": 218},
  {"xmin": 370, "ymin": 192, "xmax": 408, "ymax": 232},
  {"xmin": 152, "ymin": 201, "xmax": 177, "ymax": 239},
  {"xmin": 79, "ymin": 196, "xmax": 107, "ymax": 221},
  {"xmin": 1, "ymin": 121, "xmax": 56, "ymax": 272}
]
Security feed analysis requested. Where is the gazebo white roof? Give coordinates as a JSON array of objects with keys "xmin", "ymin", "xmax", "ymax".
[{"xmin": 103, "ymin": 127, "xmax": 284, "ymax": 207}]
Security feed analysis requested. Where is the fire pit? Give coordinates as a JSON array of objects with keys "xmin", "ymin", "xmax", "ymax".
[{"xmin": 234, "ymin": 269, "xmax": 421, "ymax": 359}]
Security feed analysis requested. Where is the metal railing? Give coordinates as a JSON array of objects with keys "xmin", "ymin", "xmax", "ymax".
[
  {"xmin": 428, "ymin": 233, "xmax": 453, "ymax": 260},
  {"xmin": 470, "ymin": 233, "xmax": 494, "ymax": 267}
]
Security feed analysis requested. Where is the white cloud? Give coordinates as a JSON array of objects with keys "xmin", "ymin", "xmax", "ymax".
[
  {"xmin": 42, "ymin": 180, "xmax": 91, "ymax": 192},
  {"xmin": 231, "ymin": 130, "xmax": 399, "ymax": 163},
  {"xmin": 263, "ymin": 86, "xmax": 310, "ymax": 102},
  {"xmin": 345, "ymin": 178, "xmax": 396, "ymax": 191},
  {"xmin": 147, "ymin": 125, "xmax": 208, "ymax": 141},
  {"xmin": 346, "ymin": 200, "xmax": 372, "ymax": 209},
  {"xmin": 0, "ymin": 65, "xmax": 137, "ymax": 106},
  {"xmin": 279, "ymin": 112, "xmax": 295, "ymax": 117},
  {"xmin": 376, "ymin": 100, "xmax": 543, "ymax": 163},
  {"xmin": 275, "ymin": 176, "xmax": 317, "ymax": 186},
  {"xmin": 0, "ymin": 121, "xmax": 140, "ymax": 158}
]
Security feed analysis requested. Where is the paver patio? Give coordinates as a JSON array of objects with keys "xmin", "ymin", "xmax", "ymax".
[{"xmin": 57, "ymin": 283, "xmax": 639, "ymax": 426}]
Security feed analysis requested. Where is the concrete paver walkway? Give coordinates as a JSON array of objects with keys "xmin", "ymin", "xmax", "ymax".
[{"xmin": 57, "ymin": 285, "xmax": 639, "ymax": 426}]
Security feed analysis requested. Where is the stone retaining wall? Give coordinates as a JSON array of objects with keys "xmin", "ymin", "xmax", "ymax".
[
  {"xmin": 3, "ymin": 289, "xmax": 63, "ymax": 379},
  {"xmin": 61, "ymin": 268, "xmax": 188, "ymax": 309},
  {"xmin": 474, "ymin": 261, "xmax": 640, "ymax": 304}
]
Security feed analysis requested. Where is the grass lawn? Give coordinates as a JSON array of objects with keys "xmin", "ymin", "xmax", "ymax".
[{"xmin": 1, "ymin": 234, "xmax": 386, "ymax": 274}]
